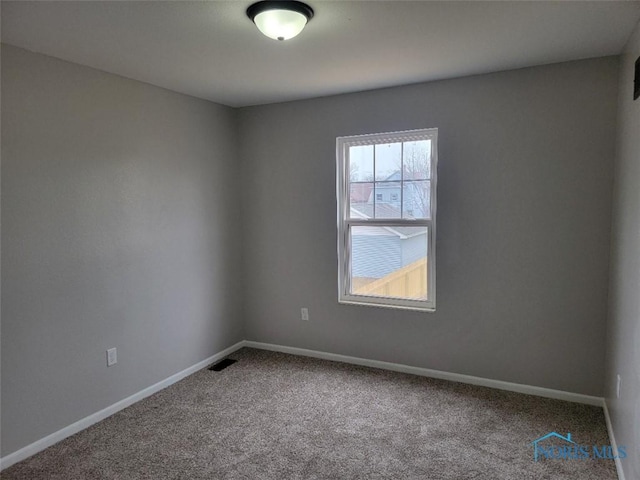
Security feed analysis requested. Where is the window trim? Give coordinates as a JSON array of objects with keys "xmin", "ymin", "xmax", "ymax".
[{"xmin": 336, "ymin": 128, "xmax": 438, "ymax": 312}]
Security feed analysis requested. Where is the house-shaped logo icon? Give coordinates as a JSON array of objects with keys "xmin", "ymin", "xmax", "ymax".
[{"xmin": 531, "ymin": 432, "xmax": 575, "ymax": 461}]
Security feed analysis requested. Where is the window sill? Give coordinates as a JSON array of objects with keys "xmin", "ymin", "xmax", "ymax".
[{"xmin": 338, "ymin": 298, "xmax": 436, "ymax": 313}]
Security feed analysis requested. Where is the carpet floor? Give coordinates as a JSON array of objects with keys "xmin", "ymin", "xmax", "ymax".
[{"xmin": 2, "ymin": 348, "xmax": 617, "ymax": 479}]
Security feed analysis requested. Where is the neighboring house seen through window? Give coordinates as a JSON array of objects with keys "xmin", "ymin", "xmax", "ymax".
[{"xmin": 337, "ymin": 128, "xmax": 437, "ymax": 311}]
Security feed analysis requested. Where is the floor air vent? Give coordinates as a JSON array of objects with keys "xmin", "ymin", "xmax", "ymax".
[{"xmin": 208, "ymin": 358, "xmax": 237, "ymax": 371}]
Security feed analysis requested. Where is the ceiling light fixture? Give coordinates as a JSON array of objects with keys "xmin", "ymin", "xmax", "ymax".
[{"xmin": 247, "ymin": 1, "xmax": 314, "ymax": 41}]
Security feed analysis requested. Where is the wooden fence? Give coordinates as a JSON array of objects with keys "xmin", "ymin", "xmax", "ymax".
[{"xmin": 354, "ymin": 257, "xmax": 427, "ymax": 300}]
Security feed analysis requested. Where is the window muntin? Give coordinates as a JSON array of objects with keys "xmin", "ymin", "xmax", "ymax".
[{"xmin": 337, "ymin": 129, "xmax": 437, "ymax": 311}]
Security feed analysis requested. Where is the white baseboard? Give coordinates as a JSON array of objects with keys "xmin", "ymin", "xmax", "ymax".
[
  {"xmin": 603, "ymin": 399, "xmax": 626, "ymax": 480},
  {"xmin": 1, "ymin": 339, "xmax": 606, "ymax": 472},
  {"xmin": 0, "ymin": 340, "xmax": 246, "ymax": 472},
  {"xmin": 244, "ymin": 341, "xmax": 604, "ymax": 406}
]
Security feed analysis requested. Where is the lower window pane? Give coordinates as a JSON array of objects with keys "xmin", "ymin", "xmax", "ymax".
[{"xmin": 350, "ymin": 225, "xmax": 428, "ymax": 301}]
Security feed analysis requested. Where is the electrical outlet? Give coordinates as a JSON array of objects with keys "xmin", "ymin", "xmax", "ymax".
[
  {"xmin": 301, "ymin": 308, "xmax": 309, "ymax": 321},
  {"xmin": 616, "ymin": 374, "xmax": 621, "ymax": 399},
  {"xmin": 107, "ymin": 348, "xmax": 117, "ymax": 367}
]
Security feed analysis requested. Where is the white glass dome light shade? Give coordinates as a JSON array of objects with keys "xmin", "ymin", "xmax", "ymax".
[
  {"xmin": 254, "ymin": 9, "xmax": 308, "ymax": 41},
  {"xmin": 247, "ymin": 1, "xmax": 314, "ymax": 42}
]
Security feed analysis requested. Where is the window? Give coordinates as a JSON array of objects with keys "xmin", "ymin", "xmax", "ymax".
[{"xmin": 337, "ymin": 128, "xmax": 437, "ymax": 311}]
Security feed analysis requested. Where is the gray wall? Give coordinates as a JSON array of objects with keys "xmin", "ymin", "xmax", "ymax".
[
  {"xmin": 1, "ymin": 45, "xmax": 243, "ymax": 456},
  {"xmin": 605, "ymin": 19, "xmax": 640, "ymax": 480},
  {"xmin": 238, "ymin": 57, "xmax": 619, "ymax": 397}
]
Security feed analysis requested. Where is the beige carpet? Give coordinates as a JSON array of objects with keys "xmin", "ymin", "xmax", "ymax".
[{"xmin": 2, "ymin": 348, "xmax": 617, "ymax": 479}]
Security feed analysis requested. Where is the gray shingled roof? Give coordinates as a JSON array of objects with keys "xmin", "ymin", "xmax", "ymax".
[{"xmin": 350, "ymin": 203, "xmax": 427, "ymax": 238}]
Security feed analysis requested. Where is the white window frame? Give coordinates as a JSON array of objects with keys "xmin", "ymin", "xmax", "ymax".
[{"xmin": 336, "ymin": 128, "xmax": 438, "ymax": 312}]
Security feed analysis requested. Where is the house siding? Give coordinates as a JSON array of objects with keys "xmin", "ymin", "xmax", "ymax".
[
  {"xmin": 401, "ymin": 234, "xmax": 428, "ymax": 266},
  {"xmin": 352, "ymin": 231, "xmax": 427, "ymax": 279},
  {"xmin": 351, "ymin": 234, "xmax": 400, "ymax": 278}
]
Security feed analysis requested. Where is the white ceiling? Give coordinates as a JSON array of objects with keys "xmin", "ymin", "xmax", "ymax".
[{"xmin": 2, "ymin": 1, "xmax": 640, "ymax": 107}]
